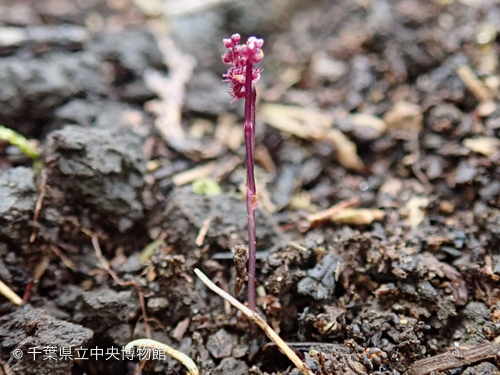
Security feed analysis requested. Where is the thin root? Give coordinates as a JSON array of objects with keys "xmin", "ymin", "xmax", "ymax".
[
  {"xmin": 0, "ymin": 279, "xmax": 23, "ymax": 306},
  {"xmin": 125, "ymin": 339, "xmax": 199, "ymax": 375}
]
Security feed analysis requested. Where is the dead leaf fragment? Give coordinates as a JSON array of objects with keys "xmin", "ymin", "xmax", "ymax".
[
  {"xmin": 383, "ymin": 101, "xmax": 423, "ymax": 133},
  {"xmin": 330, "ymin": 208, "xmax": 384, "ymax": 225},
  {"xmin": 378, "ymin": 178, "xmax": 403, "ymax": 207},
  {"xmin": 326, "ymin": 129, "xmax": 365, "ymax": 172},
  {"xmin": 171, "ymin": 317, "xmax": 190, "ymax": 342},
  {"xmin": 307, "ymin": 197, "xmax": 361, "ymax": 225},
  {"xmin": 463, "ymin": 137, "xmax": 500, "ymax": 156},
  {"xmin": 289, "ymin": 191, "xmax": 311, "ymax": 210},
  {"xmin": 405, "ymin": 196, "xmax": 429, "ymax": 229},
  {"xmin": 172, "ymin": 162, "xmax": 217, "ymax": 186},
  {"xmin": 476, "ymin": 100, "xmax": 496, "ymax": 117},
  {"xmin": 260, "ymin": 103, "xmax": 333, "ymax": 132},
  {"xmin": 349, "ymin": 113, "xmax": 387, "ymax": 136},
  {"xmin": 131, "ymin": 0, "xmax": 163, "ymax": 16},
  {"xmin": 260, "ymin": 103, "xmax": 365, "ymax": 171}
]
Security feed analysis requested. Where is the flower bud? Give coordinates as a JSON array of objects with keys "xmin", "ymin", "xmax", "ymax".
[
  {"xmin": 254, "ymin": 38, "xmax": 264, "ymax": 48},
  {"xmin": 240, "ymin": 45, "xmax": 249, "ymax": 58},
  {"xmin": 251, "ymin": 49, "xmax": 264, "ymax": 63},
  {"xmin": 223, "ymin": 38, "xmax": 233, "ymax": 48},
  {"xmin": 231, "ymin": 34, "xmax": 241, "ymax": 44},
  {"xmin": 221, "ymin": 51, "xmax": 233, "ymax": 64},
  {"xmin": 247, "ymin": 36, "xmax": 257, "ymax": 50}
]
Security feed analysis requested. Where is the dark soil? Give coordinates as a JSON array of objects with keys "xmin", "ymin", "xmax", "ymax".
[{"xmin": 1, "ymin": 0, "xmax": 500, "ymax": 374}]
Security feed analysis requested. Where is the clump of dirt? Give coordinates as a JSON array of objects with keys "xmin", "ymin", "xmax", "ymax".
[
  {"xmin": 52, "ymin": 99, "xmax": 142, "ymax": 130},
  {"xmin": 0, "ymin": 53, "xmax": 105, "ymax": 128},
  {"xmin": 0, "ymin": 167, "xmax": 36, "ymax": 245},
  {"xmin": 0, "ymin": 305, "xmax": 93, "ymax": 375},
  {"xmin": 44, "ymin": 124, "xmax": 146, "ymax": 232},
  {"xmin": 72, "ymin": 287, "xmax": 141, "ymax": 334},
  {"xmin": 163, "ymin": 187, "xmax": 279, "ymax": 252},
  {"xmin": 89, "ymin": 30, "xmax": 165, "ymax": 104}
]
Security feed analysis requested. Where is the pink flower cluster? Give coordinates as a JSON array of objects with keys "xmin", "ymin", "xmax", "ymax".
[{"xmin": 222, "ymin": 34, "xmax": 264, "ymax": 103}]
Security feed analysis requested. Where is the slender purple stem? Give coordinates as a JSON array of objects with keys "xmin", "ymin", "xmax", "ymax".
[
  {"xmin": 244, "ymin": 61, "xmax": 257, "ymax": 312},
  {"xmin": 222, "ymin": 33, "xmax": 263, "ymax": 312}
]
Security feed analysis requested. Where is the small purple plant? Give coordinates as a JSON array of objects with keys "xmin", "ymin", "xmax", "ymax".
[{"xmin": 222, "ymin": 33, "xmax": 264, "ymax": 312}]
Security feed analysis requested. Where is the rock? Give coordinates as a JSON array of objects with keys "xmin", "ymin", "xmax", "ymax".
[
  {"xmin": 147, "ymin": 297, "xmax": 170, "ymax": 313},
  {"xmin": 454, "ymin": 161, "xmax": 478, "ymax": 184},
  {"xmin": 311, "ymin": 52, "xmax": 347, "ymax": 82},
  {"xmin": 206, "ymin": 329, "xmax": 234, "ymax": 359},
  {"xmin": 417, "ymin": 281, "xmax": 438, "ymax": 302}
]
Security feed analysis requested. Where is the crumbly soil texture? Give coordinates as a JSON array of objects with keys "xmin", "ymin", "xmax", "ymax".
[{"xmin": 1, "ymin": 0, "xmax": 500, "ymax": 374}]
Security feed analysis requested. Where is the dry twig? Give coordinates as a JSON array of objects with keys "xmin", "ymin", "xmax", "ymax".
[
  {"xmin": 330, "ymin": 208, "xmax": 385, "ymax": 225},
  {"xmin": 456, "ymin": 65, "xmax": 492, "ymax": 103},
  {"xmin": 172, "ymin": 162, "xmax": 217, "ymax": 186},
  {"xmin": 144, "ymin": 25, "xmax": 196, "ymax": 143},
  {"xmin": 195, "ymin": 217, "xmax": 212, "ymax": 246},
  {"xmin": 307, "ymin": 197, "xmax": 360, "ymax": 225},
  {"xmin": 194, "ymin": 268, "xmax": 315, "ymax": 375},
  {"xmin": 408, "ymin": 342, "xmax": 500, "ymax": 375}
]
